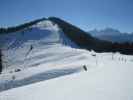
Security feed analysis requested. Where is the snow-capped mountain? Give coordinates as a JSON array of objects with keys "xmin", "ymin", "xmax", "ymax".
[
  {"xmin": 0, "ymin": 20, "xmax": 77, "ymax": 73},
  {"xmin": 1, "ymin": 18, "xmax": 133, "ymax": 55},
  {"xmin": 0, "ymin": 19, "xmax": 91, "ymax": 91},
  {"xmin": 0, "ymin": 17, "xmax": 133, "ymax": 100},
  {"xmin": 89, "ymin": 28, "xmax": 133, "ymax": 43}
]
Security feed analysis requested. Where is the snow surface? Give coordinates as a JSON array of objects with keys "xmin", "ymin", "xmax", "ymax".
[
  {"xmin": 0, "ymin": 53, "xmax": 133, "ymax": 100},
  {"xmin": 0, "ymin": 20, "xmax": 77, "ymax": 73},
  {"xmin": 0, "ymin": 20, "xmax": 133, "ymax": 100}
]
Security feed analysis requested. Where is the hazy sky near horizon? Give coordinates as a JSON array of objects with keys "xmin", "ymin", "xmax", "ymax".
[{"xmin": 0, "ymin": 0, "xmax": 133, "ymax": 33}]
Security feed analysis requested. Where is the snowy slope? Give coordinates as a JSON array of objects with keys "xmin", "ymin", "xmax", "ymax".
[
  {"xmin": 0, "ymin": 52, "xmax": 133, "ymax": 100},
  {"xmin": 0, "ymin": 19, "xmax": 92, "ymax": 91},
  {"xmin": 0, "ymin": 20, "xmax": 77, "ymax": 73},
  {"xmin": 0, "ymin": 19, "xmax": 133, "ymax": 100}
]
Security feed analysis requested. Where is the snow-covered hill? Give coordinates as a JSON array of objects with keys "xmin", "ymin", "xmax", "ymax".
[
  {"xmin": 0, "ymin": 19, "xmax": 133, "ymax": 100},
  {"xmin": 0, "ymin": 19, "xmax": 92, "ymax": 91},
  {"xmin": 0, "ymin": 20, "xmax": 77, "ymax": 73}
]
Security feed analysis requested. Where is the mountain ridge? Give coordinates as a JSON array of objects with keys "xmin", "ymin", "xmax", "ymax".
[
  {"xmin": 0, "ymin": 17, "xmax": 133, "ymax": 56},
  {"xmin": 48, "ymin": 17, "xmax": 133, "ymax": 55}
]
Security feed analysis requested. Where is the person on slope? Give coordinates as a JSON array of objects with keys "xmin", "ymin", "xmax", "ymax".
[
  {"xmin": 30, "ymin": 45, "xmax": 33, "ymax": 51},
  {"xmin": 83, "ymin": 65, "xmax": 87, "ymax": 71},
  {"xmin": 25, "ymin": 45, "xmax": 34, "ymax": 57}
]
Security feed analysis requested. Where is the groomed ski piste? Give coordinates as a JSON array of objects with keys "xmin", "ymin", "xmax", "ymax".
[{"xmin": 0, "ymin": 20, "xmax": 133, "ymax": 100}]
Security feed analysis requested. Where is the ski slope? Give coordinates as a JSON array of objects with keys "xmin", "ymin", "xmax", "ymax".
[
  {"xmin": 0, "ymin": 20, "xmax": 77, "ymax": 73},
  {"xmin": 0, "ymin": 20, "xmax": 94, "ymax": 91},
  {"xmin": 0, "ymin": 20, "xmax": 133, "ymax": 100},
  {"xmin": 0, "ymin": 52, "xmax": 133, "ymax": 100}
]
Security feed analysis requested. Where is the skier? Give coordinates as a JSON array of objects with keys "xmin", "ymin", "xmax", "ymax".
[
  {"xmin": 30, "ymin": 45, "xmax": 33, "ymax": 51},
  {"xmin": 83, "ymin": 65, "xmax": 87, "ymax": 71},
  {"xmin": 25, "ymin": 45, "xmax": 33, "ymax": 57}
]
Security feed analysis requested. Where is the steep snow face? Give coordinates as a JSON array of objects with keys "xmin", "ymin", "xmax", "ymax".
[{"xmin": 0, "ymin": 20, "xmax": 77, "ymax": 73}]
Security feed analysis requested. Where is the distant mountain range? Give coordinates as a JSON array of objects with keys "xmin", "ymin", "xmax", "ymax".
[{"xmin": 89, "ymin": 28, "xmax": 133, "ymax": 43}]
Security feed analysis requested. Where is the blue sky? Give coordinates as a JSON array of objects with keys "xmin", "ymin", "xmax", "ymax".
[{"xmin": 0, "ymin": 0, "xmax": 133, "ymax": 33}]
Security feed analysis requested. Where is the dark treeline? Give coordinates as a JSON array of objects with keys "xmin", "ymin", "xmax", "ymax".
[
  {"xmin": 49, "ymin": 17, "xmax": 133, "ymax": 55},
  {"xmin": 0, "ymin": 17, "xmax": 46, "ymax": 34}
]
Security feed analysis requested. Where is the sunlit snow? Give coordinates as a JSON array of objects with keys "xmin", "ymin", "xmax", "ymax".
[{"xmin": 0, "ymin": 20, "xmax": 133, "ymax": 100}]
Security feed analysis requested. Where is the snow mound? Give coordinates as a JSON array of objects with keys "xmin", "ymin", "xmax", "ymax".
[{"xmin": 0, "ymin": 20, "xmax": 77, "ymax": 73}]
